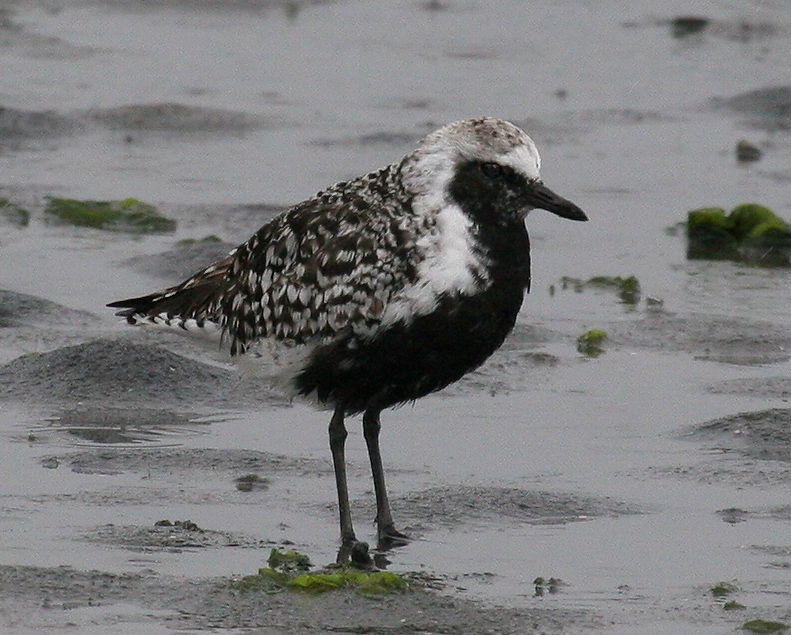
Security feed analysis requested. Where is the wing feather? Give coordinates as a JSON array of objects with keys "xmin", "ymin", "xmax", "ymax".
[{"xmin": 108, "ymin": 168, "xmax": 421, "ymax": 355}]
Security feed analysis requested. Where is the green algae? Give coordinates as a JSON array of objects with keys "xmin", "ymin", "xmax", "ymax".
[
  {"xmin": 688, "ymin": 207, "xmax": 735, "ymax": 234},
  {"xmin": 687, "ymin": 207, "xmax": 740, "ymax": 261},
  {"xmin": 711, "ymin": 581, "xmax": 745, "ymax": 610},
  {"xmin": 711, "ymin": 581, "xmax": 738, "ymax": 597},
  {"xmin": 229, "ymin": 548, "xmax": 407, "ymax": 598},
  {"xmin": 577, "ymin": 329, "xmax": 607, "ymax": 357},
  {"xmin": 724, "ymin": 600, "xmax": 746, "ymax": 610},
  {"xmin": 559, "ymin": 275, "xmax": 641, "ymax": 305},
  {"xmin": 288, "ymin": 570, "xmax": 406, "ymax": 597},
  {"xmin": 175, "ymin": 234, "xmax": 223, "ymax": 246},
  {"xmin": 687, "ymin": 203, "xmax": 791, "ymax": 266},
  {"xmin": 730, "ymin": 204, "xmax": 780, "ymax": 240},
  {"xmin": 44, "ymin": 197, "xmax": 176, "ymax": 233},
  {"xmin": 230, "ymin": 567, "xmax": 290, "ymax": 594},
  {"xmin": 0, "ymin": 198, "xmax": 30, "ymax": 227},
  {"xmin": 586, "ymin": 275, "xmax": 641, "ymax": 305},
  {"xmin": 742, "ymin": 619, "xmax": 788, "ymax": 633},
  {"xmin": 266, "ymin": 548, "xmax": 311, "ymax": 573}
]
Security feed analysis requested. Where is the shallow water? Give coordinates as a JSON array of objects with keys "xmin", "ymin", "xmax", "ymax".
[{"xmin": 1, "ymin": 0, "xmax": 791, "ymax": 632}]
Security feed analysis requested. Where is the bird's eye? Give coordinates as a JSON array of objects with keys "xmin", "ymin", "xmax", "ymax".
[{"xmin": 480, "ymin": 162, "xmax": 504, "ymax": 179}]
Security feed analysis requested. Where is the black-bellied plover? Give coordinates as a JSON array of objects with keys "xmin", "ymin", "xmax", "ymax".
[{"xmin": 109, "ymin": 118, "xmax": 587, "ymax": 558}]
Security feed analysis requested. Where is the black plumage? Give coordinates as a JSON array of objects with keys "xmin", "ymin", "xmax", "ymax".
[{"xmin": 109, "ymin": 118, "xmax": 587, "ymax": 557}]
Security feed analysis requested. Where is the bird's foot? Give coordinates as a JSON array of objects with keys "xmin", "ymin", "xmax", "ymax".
[
  {"xmin": 336, "ymin": 539, "xmax": 374, "ymax": 568},
  {"xmin": 377, "ymin": 524, "xmax": 410, "ymax": 550}
]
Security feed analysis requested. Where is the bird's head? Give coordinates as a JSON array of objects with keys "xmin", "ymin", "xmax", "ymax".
[{"xmin": 402, "ymin": 117, "xmax": 587, "ymax": 227}]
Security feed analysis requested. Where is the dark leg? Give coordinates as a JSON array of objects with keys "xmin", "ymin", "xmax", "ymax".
[
  {"xmin": 328, "ymin": 405, "xmax": 356, "ymax": 546},
  {"xmin": 362, "ymin": 408, "xmax": 410, "ymax": 548}
]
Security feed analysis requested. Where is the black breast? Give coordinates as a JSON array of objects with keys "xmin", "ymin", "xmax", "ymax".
[
  {"xmin": 294, "ymin": 222, "xmax": 531, "ymax": 415},
  {"xmin": 294, "ymin": 157, "xmax": 536, "ymax": 414}
]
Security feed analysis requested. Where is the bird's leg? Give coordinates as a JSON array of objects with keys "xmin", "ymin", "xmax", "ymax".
[
  {"xmin": 328, "ymin": 405, "xmax": 356, "ymax": 546},
  {"xmin": 362, "ymin": 408, "xmax": 410, "ymax": 549}
]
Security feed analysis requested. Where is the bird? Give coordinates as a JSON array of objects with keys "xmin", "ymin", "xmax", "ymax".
[{"xmin": 108, "ymin": 117, "xmax": 587, "ymax": 559}]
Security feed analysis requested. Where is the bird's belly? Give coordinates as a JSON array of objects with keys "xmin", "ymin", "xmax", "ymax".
[{"xmin": 293, "ymin": 288, "xmax": 524, "ymax": 413}]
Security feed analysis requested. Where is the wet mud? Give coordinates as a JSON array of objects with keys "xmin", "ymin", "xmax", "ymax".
[
  {"xmin": 0, "ymin": 338, "xmax": 285, "ymax": 409},
  {"xmin": 2, "ymin": 0, "xmax": 791, "ymax": 633},
  {"xmin": 691, "ymin": 408, "xmax": 791, "ymax": 462},
  {"xmin": 713, "ymin": 85, "xmax": 791, "ymax": 131},
  {"xmin": 82, "ymin": 520, "xmax": 277, "ymax": 552},
  {"xmin": 1, "ymin": 101, "xmax": 267, "ymax": 144},
  {"xmin": 604, "ymin": 312, "xmax": 791, "ymax": 365},
  {"xmin": 391, "ymin": 485, "xmax": 640, "ymax": 530},
  {"xmin": 0, "ymin": 289, "xmax": 97, "ymax": 328},
  {"xmin": 52, "ymin": 446, "xmax": 329, "ymax": 478},
  {"xmin": 0, "ymin": 563, "xmax": 594, "ymax": 635},
  {"xmin": 3, "ymin": 282, "xmax": 789, "ymax": 632},
  {"xmin": 122, "ymin": 238, "xmax": 237, "ymax": 280}
]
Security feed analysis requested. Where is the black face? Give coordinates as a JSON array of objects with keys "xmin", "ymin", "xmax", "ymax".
[{"xmin": 448, "ymin": 160, "xmax": 587, "ymax": 227}]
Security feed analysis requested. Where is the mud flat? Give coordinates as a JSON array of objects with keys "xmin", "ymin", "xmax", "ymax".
[{"xmin": 2, "ymin": 0, "xmax": 791, "ymax": 632}]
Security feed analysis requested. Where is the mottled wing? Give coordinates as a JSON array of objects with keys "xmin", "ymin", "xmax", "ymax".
[
  {"xmin": 109, "ymin": 180, "xmax": 418, "ymax": 356},
  {"xmin": 219, "ymin": 194, "xmax": 417, "ymax": 353},
  {"xmin": 107, "ymin": 253, "xmax": 235, "ymax": 333}
]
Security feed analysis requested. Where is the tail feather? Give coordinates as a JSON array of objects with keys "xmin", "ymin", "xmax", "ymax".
[
  {"xmin": 107, "ymin": 287, "xmax": 214, "ymax": 324},
  {"xmin": 108, "ymin": 254, "xmax": 236, "ymax": 325}
]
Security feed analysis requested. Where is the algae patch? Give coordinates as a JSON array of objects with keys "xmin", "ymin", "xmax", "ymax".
[
  {"xmin": 742, "ymin": 619, "xmax": 788, "ymax": 633},
  {"xmin": 736, "ymin": 139, "xmax": 762, "ymax": 163},
  {"xmin": 724, "ymin": 600, "xmax": 746, "ymax": 610},
  {"xmin": 44, "ymin": 197, "xmax": 175, "ymax": 233},
  {"xmin": 175, "ymin": 234, "xmax": 223, "ymax": 246},
  {"xmin": 230, "ymin": 548, "xmax": 407, "ymax": 598},
  {"xmin": 710, "ymin": 581, "xmax": 745, "ymax": 609},
  {"xmin": 559, "ymin": 275, "xmax": 641, "ymax": 305},
  {"xmin": 711, "ymin": 581, "xmax": 738, "ymax": 597},
  {"xmin": 267, "ymin": 548, "xmax": 311, "ymax": 573},
  {"xmin": 0, "ymin": 198, "xmax": 30, "ymax": 227},
  {"xmin": 289, "ymin": 570, "xmax": 406, "ymax": 598},
  {"xmin": 687, "ymin": 203, "xmax": 791, "ymax": 266},
  {"xmin": 577, "ymin": 329, "xmax": 607, "ymax": 357}
]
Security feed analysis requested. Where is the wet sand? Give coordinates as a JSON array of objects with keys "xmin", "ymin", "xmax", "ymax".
[{"xmin": 2, "ymin": 0, "xmax": 791, "ymax": 633}]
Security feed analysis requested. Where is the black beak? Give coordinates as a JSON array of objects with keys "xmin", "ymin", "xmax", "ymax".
[{"xmin": 528, "ymin": 182, "xmax": 588, "ymax": 221}]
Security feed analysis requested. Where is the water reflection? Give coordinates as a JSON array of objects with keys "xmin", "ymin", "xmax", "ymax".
[{"xmin": 35, "ymin": 406, "xmax": 211, "ymax": 446}]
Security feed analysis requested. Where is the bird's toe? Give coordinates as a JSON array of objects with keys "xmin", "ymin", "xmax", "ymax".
[{"xmin": 377, "ymin": 525, "xmax": 411, "ymax": 550}]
